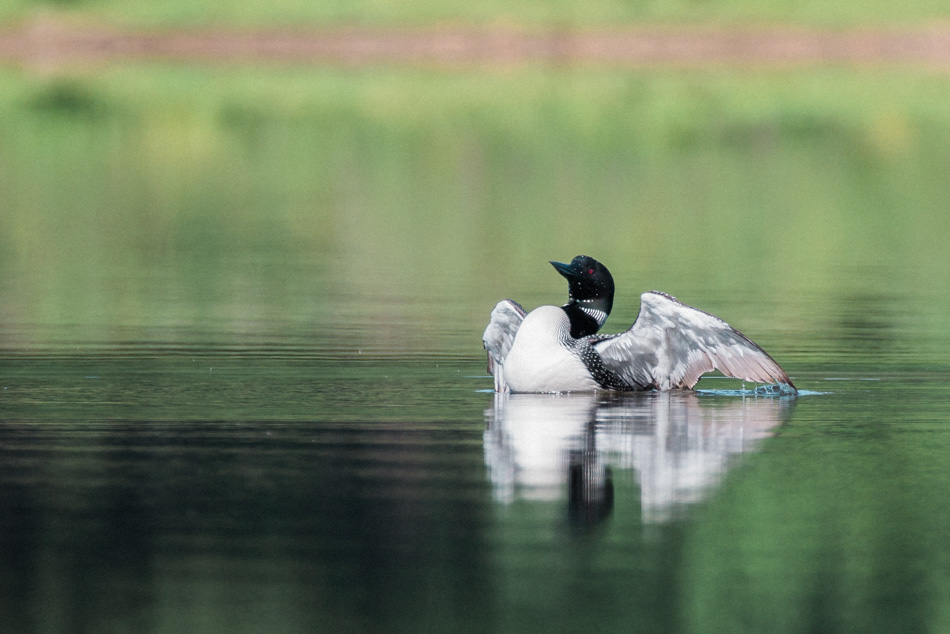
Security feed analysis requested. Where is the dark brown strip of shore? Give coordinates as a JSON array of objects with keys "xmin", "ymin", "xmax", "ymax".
[{"xmin": 3, "ymin": 17, "xmax": 950, "ymax": 69}]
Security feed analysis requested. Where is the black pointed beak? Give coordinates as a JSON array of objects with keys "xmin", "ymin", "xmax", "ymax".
[{"xmin": 550, "ymin": 260, "xmax": 581, "ymax": 280}]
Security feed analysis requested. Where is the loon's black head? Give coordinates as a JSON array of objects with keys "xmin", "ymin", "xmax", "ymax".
[{"xmin": 550, "ymin": 255, "xmax": 615, "ymax": 339}]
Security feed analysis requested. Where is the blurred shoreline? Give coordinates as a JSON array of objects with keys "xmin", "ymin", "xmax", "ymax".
[{"xmin": 3, "ymin": 16, "xmax": 950, "ymax": 69}]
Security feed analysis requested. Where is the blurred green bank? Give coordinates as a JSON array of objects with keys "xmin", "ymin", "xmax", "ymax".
[
  {"xmin": 3, "ymin": 0, "xmax": 950, "ymax": 27},
  {"xmin": 1, "ymin": 66, "xmax": 949, "ymax": 356}
]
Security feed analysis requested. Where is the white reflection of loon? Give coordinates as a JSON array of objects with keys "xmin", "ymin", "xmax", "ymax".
[{"xmin": 484, "ymin": 392, "xmax": 794, "ymax": 524}]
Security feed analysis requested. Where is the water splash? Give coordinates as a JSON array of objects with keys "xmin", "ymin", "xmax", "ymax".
[{"xmin": 696, "ymin": 382, "xmax": 808, "ymax": 397}]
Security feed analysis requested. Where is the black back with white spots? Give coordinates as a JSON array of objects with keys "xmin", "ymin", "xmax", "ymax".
[{"xmin": 571, "ymin": 339, "xmax": 638, "ymax": 392}]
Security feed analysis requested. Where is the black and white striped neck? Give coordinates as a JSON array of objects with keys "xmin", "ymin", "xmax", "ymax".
[{"xmin": 562, "ymin": 297, "xmax": 610, "ymax": 339}]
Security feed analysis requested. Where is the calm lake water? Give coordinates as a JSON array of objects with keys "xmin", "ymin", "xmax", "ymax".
[
  {"xmin": 2, "ymin": 67, "xmax": 950, "ymax": 632},
  {"xmin": 3, "ymin": 283, "xmax": 950, "ymax": 633}
]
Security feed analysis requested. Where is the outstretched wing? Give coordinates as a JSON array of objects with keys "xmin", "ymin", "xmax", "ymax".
[
  {"xmin": 483, "ymin": 299, "xmax": 527, "ymax": 392},
  {"xmin": 591, "ymin": 292, "xmax": 795, "ymax": 391}
]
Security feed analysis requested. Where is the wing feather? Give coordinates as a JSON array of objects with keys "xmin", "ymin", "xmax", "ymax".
[
  {"xmin": 483, "ymin": 299, "xmax": 527, "ymax": 392},
  {"xmin": 592, "ymin": 292, "xmax": 795, "ymax": 391}
]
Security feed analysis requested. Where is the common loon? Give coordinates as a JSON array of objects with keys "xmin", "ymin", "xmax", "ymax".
[{"xmin": 483, "ymin": 255, "xmax": 796, "ymax": 394}]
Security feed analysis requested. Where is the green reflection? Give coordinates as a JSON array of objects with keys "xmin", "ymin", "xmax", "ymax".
[
  {"xmin": 2, "ymin": 68, "xmax": 950, "ymax": 356},
  {"xmin": 683, "ymin": 381, "xmax": 950, "ymax": 633}
]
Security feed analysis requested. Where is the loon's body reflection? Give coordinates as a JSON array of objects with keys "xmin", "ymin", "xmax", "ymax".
[{"xmin": 484, "ymin": 391, "xmax": 794, "ymax": 525}]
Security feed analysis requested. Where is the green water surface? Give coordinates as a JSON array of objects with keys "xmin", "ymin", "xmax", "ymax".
[{"xmin": 1, "ymin": 66, "xmax": 950, "ymax": 633}]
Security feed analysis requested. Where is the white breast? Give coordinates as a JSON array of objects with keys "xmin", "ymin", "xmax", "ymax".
[{"xmin": 503, "ymin": 306, "xmax": 599, "ymax": 393}]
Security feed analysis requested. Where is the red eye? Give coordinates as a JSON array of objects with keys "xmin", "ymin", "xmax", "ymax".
[{"xmin": 588, "ymin": 268, "xmax": 595, "ymax": 274}]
